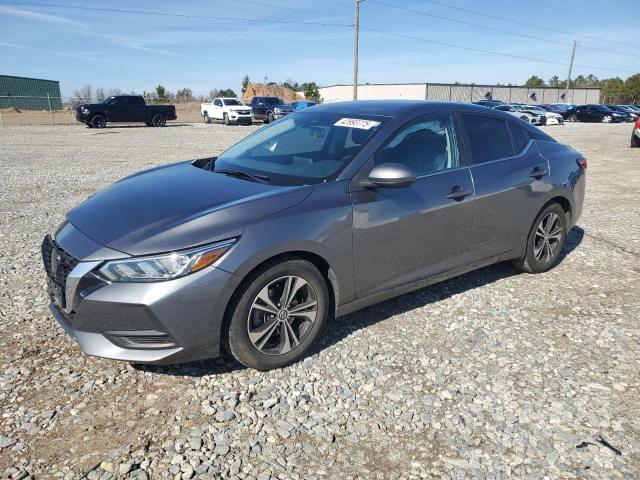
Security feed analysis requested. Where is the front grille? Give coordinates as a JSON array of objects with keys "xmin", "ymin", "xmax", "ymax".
[{"xmin": 42, "ymin": 235, "xmax": 79, "ymax": 308}]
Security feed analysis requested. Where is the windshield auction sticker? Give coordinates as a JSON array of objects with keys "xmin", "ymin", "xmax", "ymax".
[{"xmin": 334, "ymin": 118, "xmax": 381, "ymax": 130}]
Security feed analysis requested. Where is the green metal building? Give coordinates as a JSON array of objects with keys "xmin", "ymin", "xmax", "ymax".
[{"xmin": 0, "ymin": 75, "xmax": 63, "ymax": 110}]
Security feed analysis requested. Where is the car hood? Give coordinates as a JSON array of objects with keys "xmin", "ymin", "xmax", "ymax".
[{"xmin": 66, "ymin": 161, "xmax": 311, "ymax": 256}]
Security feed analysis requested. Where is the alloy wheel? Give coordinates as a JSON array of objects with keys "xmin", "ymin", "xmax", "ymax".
[
  {"xmin": 533, "ymin": 212, "xmax": 562, "ymax": 263},
  {"xmin": 602, "ymin": 115, "xmax": 612, "ymax": 123},
  {"xmin": 247, "ymin": 275, "xmax": 318, "ymax": 356}
]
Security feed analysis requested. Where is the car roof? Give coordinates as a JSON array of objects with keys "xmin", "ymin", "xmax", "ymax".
[{"xmin": 310, "ymin": 100, "xmax": 501, "ymax": 118}]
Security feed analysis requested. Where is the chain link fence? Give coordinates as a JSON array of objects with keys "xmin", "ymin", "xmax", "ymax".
[{"xmin": 0, "ymin": 95, "xmax": 205, "ymax": 126}]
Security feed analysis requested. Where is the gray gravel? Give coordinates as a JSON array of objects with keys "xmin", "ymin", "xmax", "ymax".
[{"xmin": 1, "ymin": 122, "xmax": 639, "ymax": 479}]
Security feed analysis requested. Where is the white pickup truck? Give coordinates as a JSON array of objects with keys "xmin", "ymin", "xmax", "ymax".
[{"xmin": 200, "ymin": 97, "xmax": 252, "ymax": 125}]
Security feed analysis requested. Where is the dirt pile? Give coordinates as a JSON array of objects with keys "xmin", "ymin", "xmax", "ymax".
[{"xmin": 242, "ymin": 83, "xmax": 302, "ymax": 103}]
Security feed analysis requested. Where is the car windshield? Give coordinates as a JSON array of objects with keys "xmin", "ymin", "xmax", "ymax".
[
  {"xmin": 99, "ymin": 96, "xmax": 115, "ymax": 105},
  {"xmin": 223, "ymin": 99, "xmax": 241, "ymax": 106},
  {"xmin": 597, "ymin": 105, "xmax": 613, "ymax": 112},
  {"xmin": 214, "ymin": 111, "xmax": 388, "ymax": 186}
]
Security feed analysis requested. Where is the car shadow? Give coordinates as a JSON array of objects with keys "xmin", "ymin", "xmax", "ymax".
[
  {"xmin": 137, "ymin": 226, "xmax": 584, "ymax": 377},
  {"xmin": 84, "ymin": 123, "xmax": 192, "ymax": 129}
]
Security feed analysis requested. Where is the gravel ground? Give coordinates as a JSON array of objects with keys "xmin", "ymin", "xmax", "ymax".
[{"xmin": 0, "ymin": 122, "xmax": 638, "ymax": 479}]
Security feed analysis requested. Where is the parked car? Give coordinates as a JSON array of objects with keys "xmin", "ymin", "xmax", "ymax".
[
  {"xmin": 503, "ymin": 104, "xmax": 547, "ymax": 126},
  {"xmin": 492, "ymin": 104, "xmax": 537, "ymax": 123},
  {"xmin": 554, "ymin": 103, "xmax": 576, "ymax": 111},
  {"xmin": 540, "ymin": 104, "xmax": 571, "ymax": 119},
  {"xmin": 473, "ymin": 100, "xmax": 505, "ymax": 108},
  {"xmin": 201, "ymin": 97, "xmax": 252, "ymax": 125},
  {"xmin": 565, "ymin": 104, "xmax": 627, "ymax": 123},
  {"xmin": 524, "ymin": 105, "xmax": 564, "ymax": 125},
  {"xmin": 43, "ymin": 100, "xmax": 586, "ymax": 370},
  {"xmin": 632, "ymin": 116, "xmax": 640, "ymax": 147},
  {"xmin": 75, "ymin": 95, "xmax": 176, "ymax": 128},
  {"xmin": 291, "ymin": 100, "xmax": 318, "ymax": 111},
  {"xmin": 607, "ymin": 105, "xmax": 638, "ymax": 122},
  {"xmin": 249, "ymin": 96, "xmax": 294, "ymax": 123},
  {"xmin": 622, "ymin": 105, "xmax": 640, "ymax": 114}
]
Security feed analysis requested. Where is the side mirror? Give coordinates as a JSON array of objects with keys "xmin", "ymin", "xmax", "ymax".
[{"xmin": 361, "ymin": 163, "xmax": 416, "ymax": 188}]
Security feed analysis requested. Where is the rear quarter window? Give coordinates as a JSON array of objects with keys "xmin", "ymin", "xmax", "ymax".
[
  {"xmin": 462, "ymin": 115, "xmax": 514, "ymax": 163},
  {"xmin": 509, "ymin": 123, "xmax": 531, "ymax": 154}
]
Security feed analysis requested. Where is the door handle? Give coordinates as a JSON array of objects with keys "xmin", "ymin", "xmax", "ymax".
[
  {"xmin": 446, "ymin": 186, "xmax": 471, "ymax": 201},
  {"xmin": 529, "ymin": 167, "xmax": 548, "ymax": 179}
]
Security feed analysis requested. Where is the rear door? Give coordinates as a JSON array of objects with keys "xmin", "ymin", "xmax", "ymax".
[
  {"xmin": 352, "ymin": 111, "xmax": 475, "ymax": 297},
  {"xmin": 461, "ymin": 114, "xmax": 550, "ymax": 262}
]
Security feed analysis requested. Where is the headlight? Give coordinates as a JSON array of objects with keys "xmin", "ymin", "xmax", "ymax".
[
  {"xmin": 274, "ymin": 107, "xmax": 281, "ymax": 114},
  {"xmin": 98, "ymin": 239, "xmax": 236, "ymax": 282},
  {"xmin": 81, "ymin": 107, "xmax": 89, "ymax": 114}
]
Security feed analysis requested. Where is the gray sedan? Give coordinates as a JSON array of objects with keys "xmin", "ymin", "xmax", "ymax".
[{"xmin": 43, "ymin": 101, "xmax": 586, "ymax": 370}]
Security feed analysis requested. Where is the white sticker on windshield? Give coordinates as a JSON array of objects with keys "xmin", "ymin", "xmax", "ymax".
[{"xmin": 334, "ymin": 118, "xmax": 381, "ymax": 130}]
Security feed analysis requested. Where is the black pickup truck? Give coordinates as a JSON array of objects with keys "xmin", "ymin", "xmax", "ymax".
[
  {"xmin": 249, "ymin": 96, "xmax": 294, "ymax": 123},
  {"xmin": 75, "ymin": 95, "xmax": 177, "ymax": 128}
]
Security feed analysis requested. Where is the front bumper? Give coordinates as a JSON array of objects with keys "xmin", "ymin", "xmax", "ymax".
[
  {"xmin": 44, "ymin": 232, "xmax": 242, "ymax": 364},
  {"xmin": 228, "ymin": 113, "xmax": 252, "ymax": 124},
  {"xmin": 75, "ymin": 110, "xmax": 91, "ymax": 123},
  {"xmin": 273, "ymin": 111, "xmax": 293, "ymax": 119}
]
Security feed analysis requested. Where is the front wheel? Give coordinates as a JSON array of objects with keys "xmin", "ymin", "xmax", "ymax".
[
  {"xmin": 224, "ymin": 113, "xmax": 230, "ymax": 125},
  {"xmin": 90, "ymin": 114, "xmax": 106, "ymax": 128},
  {"xmin": 631, "ymin": 134, "xmax": 640, "ymax": 148},
  {"xmin": 226, "ymin": 259, "xmax": 329, "ymax": 370},
  {"xmin": 151, "ymin": 113, "xmax": 166, "ymax": 127},
  {"xmin": 568, "ymin": 114, "xmax": 578, "ymax": 122},
  {"xmin": 266, "ymin": 111, "xmax": 274, "ymax": 123},
  {"xmin": 601, "ymin": 115, "xmax": 612, "ymax": 123},
  {"xmin": 513, "ymin": 203, "xmax": 567, "ymax": 274}
]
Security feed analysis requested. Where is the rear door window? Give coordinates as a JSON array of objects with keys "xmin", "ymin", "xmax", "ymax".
[{"xmin": 462, "ymin": 115, "xmax": 514, "ymax": 164}]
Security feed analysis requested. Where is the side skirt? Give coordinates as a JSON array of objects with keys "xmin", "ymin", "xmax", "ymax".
[{"xmin": 336, "ymin": 250, "xmax": 517, "ymax": 318}]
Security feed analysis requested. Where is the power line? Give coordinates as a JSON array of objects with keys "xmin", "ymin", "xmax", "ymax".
[
  {"xmin": 0, "ymin": 1, "xmax": 354, "ymax": 27},
  {"xmin": 360, "ymin": 27, "xmax": 636, "ymax": 74},
  {"xmin": 413, "ymin": 0, "xmax": 637, "ymax": 49},
  {"xmin": 369, "ymin": 0, "xmax": 640, "ymax": 59}
]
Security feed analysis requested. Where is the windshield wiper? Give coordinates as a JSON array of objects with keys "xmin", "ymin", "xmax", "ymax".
[{"xmin": 214, "ymin": 169, "xmax": 271, "ymax": 183}]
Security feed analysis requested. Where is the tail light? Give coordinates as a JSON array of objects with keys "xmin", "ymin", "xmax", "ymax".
[
  {"xmin": 635, "ymin": 117, "xmax": 640, "ymax": 129},
  {"xmin": 577, "ymin": 158, "xmax": 587, "ymax": 171}
]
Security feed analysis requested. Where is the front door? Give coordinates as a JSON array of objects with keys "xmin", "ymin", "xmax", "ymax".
[{"xmin": 352, "ymin": 111, "xmax": 474, "ymax": 297}]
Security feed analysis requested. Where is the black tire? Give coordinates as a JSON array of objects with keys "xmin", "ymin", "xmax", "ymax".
[
  {"xmin": 226, "ymin": 259, "xmax": 329, "ymax": 371},
  {"xmin": 85, "ymin": 122, "xmax": 93, "ymax": 128},
  {"xmin": 151, "ymin": 113, "xmax": 166, "ymax": 127},
  {"xmin": 512, "ymin": 203, "xmax": 567, "ymax": 274},
  {"xmin": 520, "ymin": 116, "xmax": 529, "ymax": 122},
  {"xmin": 568, "ymin": 114, "xmax": 578, "ymax": 122},
  {"xmin": 224, "ymin": 113, "xmax": 230, "ymax": 126},
  {"xmin": 601, "ymin": 115, "xmax": 612, "ymax": 123},
  {"xmin": 90, "ymin": 115, "xmax": 106, "ymax": 128},
  {"xmin": 204, "ymin": 113, "xmax": 211, "ymax": 124},
  {"xmin": 267, "ymin": 111, "xmax": 275, "ymax": 123},
  {"xmin": 631, "ymin": 134, "xmax": 640, "ymax": 148}
]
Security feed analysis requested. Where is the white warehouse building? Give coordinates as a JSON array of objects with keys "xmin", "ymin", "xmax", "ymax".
[{"xmin": 319, "ymin": 82, "xmax": 601, "ymax": 105}]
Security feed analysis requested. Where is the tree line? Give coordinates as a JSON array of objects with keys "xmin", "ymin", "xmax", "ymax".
[{"xmin": 523, "ymin": 73, "xmax": 640, "ymax": 104}]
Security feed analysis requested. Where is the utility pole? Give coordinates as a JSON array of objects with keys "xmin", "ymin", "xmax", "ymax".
[
  {"xmin": 353, "ymin": 0, "xmax": 363, "ymax": 100},
  {"xmin": 564, "ymin": 40, "xmax": 577, "ymax": 101}
]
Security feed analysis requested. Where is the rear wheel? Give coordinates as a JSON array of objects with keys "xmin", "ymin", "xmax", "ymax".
[
  {"xmin": 226, "ymin": 259, "xmax": 329, "ymax": 370},
  {"xmin": 151, "ymin": 113, "xmax": 166, "ymax": 127},
  {"xmin": 513, "ymin": 203, "xmax": 567, "ymax": 274},
  {"xmin": 204, "ymin": 112, "xmax": 211, "ymax": 124},
  {"xmin": 90, "ymin": 115, "xmax": 106, "ymax": 128},
  {"xmin": 568, "ymin": 114, "xmax": 578, "ymax": 122},
  {"xmin": 520, "ymin": 116, "xmax": 529, "ymax": 122},
  {"xmin": 631, "ymin": 134, "xmax": 640, "ymax": 148}
]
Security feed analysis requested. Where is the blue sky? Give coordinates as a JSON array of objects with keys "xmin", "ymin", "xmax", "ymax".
[{"xmin": 1, "ymin": 0, "xmax": 638, "ymax": 96}]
